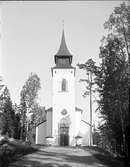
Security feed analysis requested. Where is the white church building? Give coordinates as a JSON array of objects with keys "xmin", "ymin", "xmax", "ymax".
[{"xmin": 35, "ymin": 30, "xmax": 90, "ymax": 146}]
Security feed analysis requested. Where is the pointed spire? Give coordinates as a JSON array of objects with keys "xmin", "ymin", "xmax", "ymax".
[
  {"xmin": 62, "ymin": 19, "xmax": 64, "ymax": 31},
  {"xmin": 56, "ymin": 26, "xmax": 72, "ymax": 56}
]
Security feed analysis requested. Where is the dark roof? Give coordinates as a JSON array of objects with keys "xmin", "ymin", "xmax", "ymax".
[
  {"xmin": 46, "ymin": 107, "xmax": 52, "ymax": 112},
  {"xmin": 36, "ymin": 119, "xmax": 46, "ymax": 127},
  {"xmin": 52, "ymin": 66, "xmax": 75, "ymax": 69},
  {"xmin": 55, "ymin": 30, "xmax": 72, "ymax": 56},
  {"xmin": 75, "ymin": 107, "xmax": 83, "ymax": 113},
  {"xmin": 36, "ymin": 107, "xmax": 83, "ymax": 127}
]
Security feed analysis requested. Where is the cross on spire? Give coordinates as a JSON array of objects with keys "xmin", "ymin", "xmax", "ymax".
[{"xmin": 62, "ymin": 20, "xmax": 64, "ymax": 31}]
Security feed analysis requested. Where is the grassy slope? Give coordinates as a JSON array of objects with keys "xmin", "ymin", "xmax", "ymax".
[
  {"xmin": 83, "ymin": 146, "xmax": 128, "ymax": 167},
  {"xmin": 0, "ymin": 140, "xmax": 37, "ymax": 167}
]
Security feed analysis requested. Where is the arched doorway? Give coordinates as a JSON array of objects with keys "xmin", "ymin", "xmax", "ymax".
[
  {"xmin": 59, "ymin": 124, "xmax": 69, "ymax": 146},
  {"xmin": 59, "ymin": 116, "xmax": 71, "ymax": 146}
]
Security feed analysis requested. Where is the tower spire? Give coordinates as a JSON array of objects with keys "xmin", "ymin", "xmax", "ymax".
[
  {"xmin": 54, "ymin": 23, "xmax": 73, "ymax": 67},
  {"xmin": 55, "ymin": 23, "xmax": 72, "ymax": 56},
  {"xmin": 62, "ymin": 20, "xmax": 64, "ymax": 31}
]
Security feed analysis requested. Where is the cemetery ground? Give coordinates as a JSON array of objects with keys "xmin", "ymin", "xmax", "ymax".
[{"xmin": 0, "ymin": 138, "xmax": 127, "ymax": 167}]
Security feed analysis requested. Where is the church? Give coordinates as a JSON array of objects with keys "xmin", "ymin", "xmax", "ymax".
[{"xmin": 35, "ymin": 29, "xmax": 90, "ymax": 146}]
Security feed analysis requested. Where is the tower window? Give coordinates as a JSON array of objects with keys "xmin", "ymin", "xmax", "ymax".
[{"xmin": 61, "ymin": 79, "xmax": 68, "ymax": 92}]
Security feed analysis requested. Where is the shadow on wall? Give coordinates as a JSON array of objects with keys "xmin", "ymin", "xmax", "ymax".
[{"xmin": 81, "ymin": 132, "xmax": 90, "ymax": 146}]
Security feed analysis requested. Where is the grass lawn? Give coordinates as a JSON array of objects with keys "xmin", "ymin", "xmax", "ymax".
[
  {"xmin": 83, "ymin": 146, "xmax": 129, "ymax": 167},
  {"xmin": 0, "ymin": 139, "xmax": 37, "ymax": 167}
]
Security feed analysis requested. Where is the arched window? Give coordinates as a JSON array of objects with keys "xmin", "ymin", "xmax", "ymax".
[{"xmin": 61, "ymin": 79, "xmax": 67, "ymax": 92}]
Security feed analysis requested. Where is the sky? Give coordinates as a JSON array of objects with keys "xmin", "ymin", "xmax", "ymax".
[{"xmin": 0, "ymin": 1, "xmax": 126, "ymax": 126}]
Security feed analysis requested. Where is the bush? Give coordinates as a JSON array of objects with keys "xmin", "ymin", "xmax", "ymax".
[{"xmin": 0, "ymin": 139, "xmax": 37, "ymax": 167}]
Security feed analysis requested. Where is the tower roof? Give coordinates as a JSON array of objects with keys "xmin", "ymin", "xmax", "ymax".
[{"xmin": 56, "ymin": 30, "xmax": 72, "ymax": 56}]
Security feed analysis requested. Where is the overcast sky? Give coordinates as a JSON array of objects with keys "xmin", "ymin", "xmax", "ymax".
[{"xmin": 0, "ymin": 1, "xmax": 126, "ymax": 125}]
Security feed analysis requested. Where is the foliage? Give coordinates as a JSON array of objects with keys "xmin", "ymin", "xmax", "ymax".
[
  {"xmin": 19, "ymin": 97, "xmax": 27, "ymax": 140},
  {"xmin": 19, "ymin": 73, "xmax": 41, "ymax": 140},
  {"xmin": 104, "ymin": 2, "xmax": 130, "ymax": 59},
  {"xmin": 92, "ymin": 128, "xmax": 101, "ymax": 147},
  {"xmin": 77, "ymin": 59, "xmax": 97, "ymax": 97},
  {"xmin": 0, "ymin": 87, "xmax": 18, "ymax": 138},
  {"xmin": 0, "ymin": 139, "xmax": 37, "ymax": 167},
  {"xmin": 77, "ymin": 59, "xmax": 98, "ymax": 146},
  {"xmin": 77, "ymin": 2, "xmax": 129, "ymax": 158},
  {"xmin": 30, "ymin": 103, "xmax": 45, "ymax": 125},
  {"xmin": 13, "ymin": 104, "xmax": 21, "ymax": 139},
  {"xmin": 96, "ymin": 3, "xmax": 130, "ymax": 157},
  {"xmin": 20, "ymin": 73, "xmax": 41, "ymax": 109}
]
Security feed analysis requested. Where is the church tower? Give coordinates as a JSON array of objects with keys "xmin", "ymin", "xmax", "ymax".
[{"xmin": 52, "ymin": 29, "xmax": 76, "ymax": 146}]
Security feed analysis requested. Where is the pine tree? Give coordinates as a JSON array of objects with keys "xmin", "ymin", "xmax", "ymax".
[
  {"xmin": 77, "ymin": 3, "xmax": 129, "ymax": 158},
  {"xmin": 0, "ymin": 87, "xmax": 16, "ymax": 137}
]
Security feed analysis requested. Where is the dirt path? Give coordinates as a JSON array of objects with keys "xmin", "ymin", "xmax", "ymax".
[{"xmin": 9, "ymin": 146, "xmax": 107, "ymax": 167}]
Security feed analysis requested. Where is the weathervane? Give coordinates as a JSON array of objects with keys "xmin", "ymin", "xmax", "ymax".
[{"xmin": 62, "ymin": 20, "xmax": 64, "ymax": 31}]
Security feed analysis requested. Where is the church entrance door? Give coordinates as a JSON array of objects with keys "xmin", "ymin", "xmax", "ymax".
[{"xmin": 59, "ymin": 126, "xmax": 69, "ymax": 146}]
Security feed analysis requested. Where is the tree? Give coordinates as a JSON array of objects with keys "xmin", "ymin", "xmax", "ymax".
[
  {"xmin": 0, "ymin": 80, "xmax": 21, "ymax": 139},
  {"xmin": 0, "ymin": 112, "xmax": 7, "ymax": 135},
  {"xmin": 19, "ymin": 97, "xmax": 27, "ymax": 140},
  {"xmin": 92, "ymin": 126, "xmax": 101, "ymax": 147},
  {"xmin": 30, "ymin": 103, "xmax": 45, "ymax": 126},
  {"xmin": 13, "ymin": 104, "xmax": 21, "ymax": 139},
  {"xmin": 97, "ymin": 2, "xmax": 130, "ymax": 157},
  {"xmin": 77, "ymin": 59, "xmax": 97, "ymax": 146},
  {"xmin": 98, "ymin": 35, "xmax": 129, "ymax": 156},
  {"xmin": 0, "ymin": 87, "xmax": 16, "ymax": 137},
  {"xmin": 20, "ymin": 72, "xmax": 41, "ymax": 109},
  {"xmin": 104, "ymin": 2, "xmax": 130, "ymax": 59},
  {"xmin": 27, "ymin": 103, "xmax": 45, "ymax": 143},
  {"xmin": 20, "ymin": 72, "xmax": 41, "ymax": 140},
  {"xmin": 77, "ymin": 2, "xmax": 129, "ymax": 158}
]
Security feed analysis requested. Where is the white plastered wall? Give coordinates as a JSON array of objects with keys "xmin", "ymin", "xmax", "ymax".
[
  {"xmin": 79, "ymin": 120, "xmax": 90, "ymax": 146},
  {"xmin": 46, "ymin": 109, "xmax": 52, "ymax": 137},
  {"xmin": 52, "ymin": 68, "xmax": 76, "ymax": 145},
  {"xmin": 36, "ymin": 122, "xmax": 47, "ymax": 145},
  {"xmin": 75, "ymin": 111, "xmax": 82, "ymax": 136}
]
